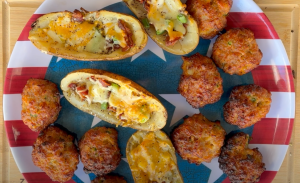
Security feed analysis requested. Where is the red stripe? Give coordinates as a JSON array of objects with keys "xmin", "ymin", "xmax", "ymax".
[
  {"xmin": 18, "ymin": 14, "xmax": 44, "ymax": 41},
  {"xmin": 227, "ymin": 12, "xmax": 279, "ymax": 39},
  {"xmin": 252, "ymin": 65, "xmax": 295, "ymax": 92},
  {"xmin": 23, "ymin": 172, "xmax": 75, "ymax": 183},
  {"xmin": 222, "ymin": 171, "xmax": 277, "ymax": 183},
  {"xmin": 250, "ymin": 118, "xmax": 294, "ymax": 145},
  {"xmin": 4, "ymin": 120, "xmax": 39, "ymax": 147},
  {"xmin": 4, "ymin": 67, "xmax": 48, "ymax": 94}
]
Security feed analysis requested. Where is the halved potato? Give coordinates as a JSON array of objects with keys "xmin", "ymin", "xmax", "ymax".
[
  {"xmin": 29, "ymin": 9, "xmax": 148, "ymax": 61},
  {"xmin": 126, "ymin": 130, "xmax": 183, "ymax": 183},
  {"xmin": 123, "ymin": 0, "xmax": 199, "ymax": 55},
  {"xmin": 61, "ymin": 69, "xmax": 167, "ymax": 131}
]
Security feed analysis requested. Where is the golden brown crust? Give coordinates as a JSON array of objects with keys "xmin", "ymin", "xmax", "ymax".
[
  {"xmin": 32, "ymin": 126, "xmax": 79, "ymax": 182},
  {"xmin": 171, "ymin": 113, "xmax": 226, "ymax": 165},
  {"xmin": 212, "ymin": 28, "xmax": 263, "ymax": 75},
  {"xmin": 223, "ymin": 84, "xmax": 272, "ymax": 128},
  {"xmin": 91, "ymin": 175, "xmax": 127, "ymax": 183},
  {"xmin": 218, "ymin": 132, "xmax": 265, "ymax": 183},
  {"xmin": 21, "ymin": 79, "xmax": 61, "ymax": 132},
  {"xmin": 186, "ymin": 0, "xmax": 233, "ymax": 39},
  {"xmin": 178, "ymin": 53, "xmax": 223, "ymax": 108},
  {"xmin": 79, "ymin": 127, "xmax": 121, "ymax": 176}
]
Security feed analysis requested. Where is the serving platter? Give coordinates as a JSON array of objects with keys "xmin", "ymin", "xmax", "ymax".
[{"xmin": 2, "ymin": 0, "xmax": 295, "ymax": 182}]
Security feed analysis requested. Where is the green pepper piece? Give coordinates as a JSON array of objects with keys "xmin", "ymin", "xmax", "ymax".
[
  {"xmin": 142, "ymin": 18, "xmax": 150, "ymax": 28},
  {"xmin": 177, "ymin": 14, "xmax": 187, "ymax": 23},
  {"xmin": 111, "ymin": 83, "xmax": 120, "ymax": 91},
  {"xmin": 101, "ymin": 102, "xmax": 108, "ymax": 110},
  {"xmin": 156, "ymin": 29, "xmax": 165, "ymax": 35}
]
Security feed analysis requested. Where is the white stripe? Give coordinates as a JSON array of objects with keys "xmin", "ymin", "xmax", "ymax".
[
  {"xmin": 207, "ymin": 39, "xmax": 290, "ymax": 66},
  {"xmin": 267, "ymin": 92, "xmax": 295, "ymax": 118},
  {"xmin": 10, "ymin": 146, "xmax": 43, "ymax": 173},
  {"xmin": 248, "ymin": 144, "xmax": 288, "ymax": 171},
  {"xmin": 8, "ymin": 41, "xmax": 52, "ymax": 68},
  {"xmin": 35, "ymin": 0, "xmax": 122, "ymax": 14},
  {"xmin": 3, "ymin": 94, "xmax": 22, "ymax": 120},
  {"xmin": 230, "ymin": 0, "xmax": 263, "ymax": 13}
]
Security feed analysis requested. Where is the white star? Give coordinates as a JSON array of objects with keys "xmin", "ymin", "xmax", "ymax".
[
  {"xmin": 159, "ymin": 94, "xmax": 199, "ymax": 127},
  {"xmin": 91, "ymin": 116, "xmax": 102, "ymax": 128},
  {"xmin": 122, "ymin": 158, "xmax": 128, "ymax": 163},
  {"xmin": 60, "ymin": 94, "xmax": 64, "ymax": 99},
  {"xmin": 56, "ymin": 57, "xmax": 63, "ymax": 63},
  {"xmin": 202, "ymin": 158, "xmax": 223, "ymax": 183},
  {"xmin": 131, "ymin": 36, "xmax": 166, "ymax": 62},
  {"xmin": 74, "ymin": 160, "xmax": 91, "ymax": 183}
]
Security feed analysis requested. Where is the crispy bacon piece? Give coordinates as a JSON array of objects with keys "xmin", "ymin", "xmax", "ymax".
[
  {"xmin": 98, "ymin": 79, "xmax": 111, "ymax": 87},
  {"xmin": 68, "ymin": 83, "xmax": 77, "ymax": 90},
  {"xmin": 143, "ymin": 1, "xmax": 150, "ymax": 12},
  {"xmin": 118, "ymin": 19, "xmax": 134, "ymax": 49},
  {"xmin": 108, "ymin": 106, "xmax": 117, "ymax": 112},
  {"xmin": 72, "ymin": 9, "xmax": 84, "ymax": 23},
  {"xmin": 166, "ymin": 36, "xmax": 181, "ymax": 46}
]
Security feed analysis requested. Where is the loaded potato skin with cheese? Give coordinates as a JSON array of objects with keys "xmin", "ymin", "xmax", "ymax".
[
  {"xmin": 79, "ymin": 127, "xmax": 121, "ymax": 176},
  {"xmin": 126, "ymin": 130, "xmax": 183, "ymax": 183},
  {"xmin": 32, "ymin": 126, "xmax": 79, "ymax": 182},
  {"xmin": 61, "ymin": 69, "xmax": 167, "ymax": 131},
  {"xmin": 29, "ymin": 8, "xmax": 147, "ymax": 61},
  {"xmin": 123, "ymin": 0, "xmax": 199, "ymax": 55}
]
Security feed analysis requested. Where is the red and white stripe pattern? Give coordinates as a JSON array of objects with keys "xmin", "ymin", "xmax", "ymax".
[{"xmin": 3, "ymin": 0, "xmax": 294, "ymax": 182}]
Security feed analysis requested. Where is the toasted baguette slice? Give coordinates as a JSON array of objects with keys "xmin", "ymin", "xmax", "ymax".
[
  {"xmin": 123, "ymin": 0, "xmax": 199, "ymax": 55},
  {"xmin": 126, "ymin": 130, "xmax": 183, "ymax": 183},
  {"xmin": 61, "ymin": 69, "xmax": 167, "ymax": 131},
  {"xmin": 29, "ymin": 9, "xmax": 147, "ymax": 61}
]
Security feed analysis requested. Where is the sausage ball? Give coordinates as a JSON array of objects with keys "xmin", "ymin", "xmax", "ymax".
[
  {"xmin": 223, "ymin": 84, "xmax": 272, "ymax": 128},
  {"xmin": 186, "ymin": 0, "xmax": 233, "ymax": 39},
  {"xmin": 178, "ymin": 53, "xmax": 223, "ymax": 108},
  {"xmin": 219, "ymin": 132, "xmax": 265, "ymax": 183},
  {"xmin": 171, "ymin": 113, "xmax": 226, "ymax": 165},
  {"xmin": 212, "ymin": 28, "xmax": 263, "ymax": 75},
  {"xmin": 79, "ymin": 127, "xmax": 121, "ymax": 176},
  {"xmin": 32, "ymin": 126, "xmax": 79, "ymax": 182},
  {"xmin": 91, "ymin": 175, "xmax": 127, "ymax": 183},
  {"xmin": 21, "ymin": 78, "xmax": 61, "ymax": 132}
]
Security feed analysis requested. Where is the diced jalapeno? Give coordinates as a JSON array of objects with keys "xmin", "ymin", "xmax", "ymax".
[
  {"xmin": 111, "ymin": 83, "xmax": 120, "ymax": 91},
  {"xmin": 156, "ymin": 29, "xmax": 165, "ymax": 35},
  {"xmin": 177, "ymin": 14, "xmax": 187, "ymax": 23},
  {"xmin": 101, "ymin": 102, "xmax": 108, "ymax": 110},
  {"xmin": 142, "ymin": 18, "xmax": 150, "ymax": 28}
]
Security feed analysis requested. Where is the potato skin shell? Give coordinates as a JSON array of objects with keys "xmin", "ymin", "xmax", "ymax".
[
  {"xmin": 223, "ymin": 84, "xmax": 272, "ymax": 128},
  {"xmin": 32, "ymin": 126, "xmax": 79, "ymax": 182},
  {"xmin": 178, "ymin": 53, "xmax": 223, "ymax": 108},
  {"xmin": 212, "ymin": 28, "xmax": 263, "ymax": 75},
  {"xmin": 172, "ymin": 113, "xmax": 226, "ymax": 165},
  {"xmin": 218, "ymin": 132, "xmax": 266, "ymax": 183},
  {"xmin": 21, "ymin": 79, "xmax": 61, "ymax": 132},
  {"xmin": 79, "ymin": 127, "xmax": 121, "ymax": 176}
]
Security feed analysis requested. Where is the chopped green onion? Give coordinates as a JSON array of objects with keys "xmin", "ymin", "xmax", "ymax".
[
  {"xmin": 140, "ymin": 118, "xmax": 147, "ymax": 123},
  {"xmin": 101, "ymin": 102, "xmax": 108, "ymax": 110},
  {"xmin": 251, "ymin": 97, "xmax": 256, "ymax": 102},
  {"xmin": 113, "ymin": 37, "xmax": 118, "ymax": 44},
  {"xmin": 165, "ymin": 19, "xmax": 171, "ymax": 24},
  {"xmin": 177, "ymin": 14, "xmax": 187, "ymax": 23},
  {"xmin": 228, "ymin": 41, "xmax": 232, "ymax": 45},
  {"xmin": 141, "ymin": 18, "xmax": 150, "ymax": 28},
  {"xmin": 111, "ymin": 83, "xmax": 120, "ymax": 91},
  {"xmin": 156, "ymin": 29, "xmax": 165, "ymax": 35}
]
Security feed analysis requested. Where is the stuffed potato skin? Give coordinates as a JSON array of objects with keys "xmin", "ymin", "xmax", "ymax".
[
  {"xmin": 186, "ymin": 0, "xmax": 233, "ymax": 39},
  {"xmin": 218, "ymin": 132, "xmax": 265, "ymax": 183},
  {"xmin": 223, "ymin": 84, "xmax": 272, "ymax": 128},
  {"xmin": 91, "ymin": 175, "xmax": 127, "ymax": 183},
  {"xmin": 29, "ymin": 9, "xmax": 147, "ymax": 61},
  {"xmin": 32, "ymin": 126, "xmax": 79, "ymax": 183},
  {"xmin": 212, "ymin": 28, "xmax": 263, "ymax": 75},
  {"xmin": 79, "ymin": 127, "xmax": 121, "ymax": 176},
  {"xmin": 172, "ymin": 113, "xmax": 226, "ymax": 165},
  {"xmin": 178, "ymin": 53, "xmax": 223, "ymax": 108},
  {"xmin": 21, "ymin": 79, "xmax": 61, "ymax": 132}
]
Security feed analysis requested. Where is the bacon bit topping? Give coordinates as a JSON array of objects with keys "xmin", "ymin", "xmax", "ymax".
[
  {"xmin": 118, "ymin": 19, "xmax": 134, "ymax": 49},
  {"xmin": 76, "ymin": 85, "xmax": 87, "ymax": 91},
  {"xmin": 90, "ymin": 76, "xmax": 96, "ymax": 81},
  {"xmin": 166, "ymin": 35, "xmax": 181, "ymax": 46},
  {"xmin": 72, "ymin": 9, "xmax": 84, "ymax": 23},
  {"xmin": 75, "ymin": 85, "xmax": 88, "ymax": 100},
  {"xmin": 109, "ymin": 106, "xmax": 117, "ymax": 112},
  {"xmin": 68, "ymin": 83, "xmax": 77, "ymax": 90},
  {"xmin": 143, "ymin": 1, "xmax": 150, "ymax": 12},
  {"xmin": 98, "ymin": 79, "xmax": 111, "ymax": 87}
]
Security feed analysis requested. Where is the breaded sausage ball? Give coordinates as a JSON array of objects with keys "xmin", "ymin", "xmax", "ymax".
[
  {"xmin": 21, "ymin": 79, "xmax": 61, "ymax": 131},
  {"xmin": 178, "ymin": 53, "xmax": 223, "ymax": 108},
  {"xmin": 32, "ymin": 126, "xmax": 79, "ymax": 182},
  {"xmin": 212, "ymin": 28, "xmax": 263, "ymax": 75},
  {"xmin": 223, "ymin": 84, "xmax": 272, "ymax": 128},
  {"xmin": 186, "ymin": 0, "xmax": 233, "ymax": 39},
  {"xmin": 91, "ymin": 175, "xmax": 127, "ymax": 183},
  {"xmin": 219, "ymin": 132, "xmax": 265, "ymax": 183},
  {"xmin": 171, "ymin": 113, "xmax": 226, "ymax": 165},
  {"xmin": 79, "ymin": 127, "xmax": 121, "ymax": 176}
]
